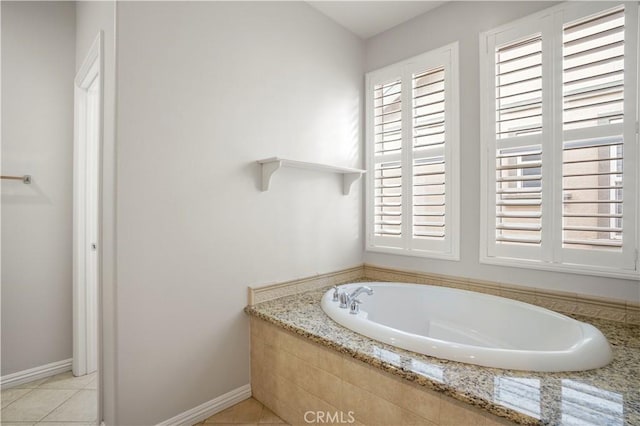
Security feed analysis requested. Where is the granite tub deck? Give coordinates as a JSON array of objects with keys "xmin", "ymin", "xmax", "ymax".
[{"xmin": 244, "ymin": 286, "xmax": 640, "ymax": 426}]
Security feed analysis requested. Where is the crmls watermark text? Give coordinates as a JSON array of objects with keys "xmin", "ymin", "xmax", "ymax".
[{"xmin": 303, "ymin": 410, "xmax": 355, "ymax": 424}]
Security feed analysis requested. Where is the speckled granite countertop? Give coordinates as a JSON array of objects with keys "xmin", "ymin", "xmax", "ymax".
[{"xmin": 244, "ymin": 286, "xmax": 640, "ymax": 426}]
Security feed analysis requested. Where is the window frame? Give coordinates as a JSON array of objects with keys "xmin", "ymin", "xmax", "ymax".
[
  {"xmin": 479, "ymin": 2, "xmax": 639, "ymax": 280},
  {"xmin": 365, "ymin": 42, "xmax": 460, "ymax": 261}
]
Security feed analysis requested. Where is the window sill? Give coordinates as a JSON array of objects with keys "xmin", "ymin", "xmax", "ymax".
[
  {"xmin": 366, "ymin": 245, "xmax": 460, "ymax": 261},
  {"xmin": 480, "ymin": 255, "xmax": 639, "ymax": 280}
]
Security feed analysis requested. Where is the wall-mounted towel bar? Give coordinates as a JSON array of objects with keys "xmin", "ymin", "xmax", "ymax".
[{"xmin": 1, "ymin": 175, "xmax": 32, "ymax": 184}]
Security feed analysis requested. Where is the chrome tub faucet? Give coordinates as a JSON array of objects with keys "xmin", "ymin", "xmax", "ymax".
[{"xmin": 333, "ymin": 285, "xmax": 374, "ymax": 314}]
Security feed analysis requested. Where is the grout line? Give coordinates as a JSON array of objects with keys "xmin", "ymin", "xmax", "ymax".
[
  {"xmin": 1, "ymin": 387, "xmax": 37, "ymax": 410},
  {"xmin": 35, "ymin": 388, "xmax": 82, "ymax": 423}
]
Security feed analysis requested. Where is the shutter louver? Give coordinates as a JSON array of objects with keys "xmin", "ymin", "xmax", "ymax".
[
  {"xmin": 373, "ymin": 79, "xmax": 403, "ymax": 238},
  {"xmin": 374, "ymin": 161, "xmax": 402, "ymax": 237},
  {"xmin": 413, "ymin": 68, "xmax": 446, "ymax": 240},
  {"xmin": 496, "ymin": 35, "xmax": 543, "ymax": 138},
  {"xmin": 495, "ymin": 146, "xmax": 543, "ymax": 245},
  {"xmin": 562, "ymin": 138, "xmax": 623, "ymax": 250},
  {"xmin": 374, "ymin": 80, "xmax": 402, "ymax": 156},
  {"xmin": 562, "ymin": 6, "xmax": 625, "ymax": 251},
  {"xmin": 563, "ymin": 7, "xmax": 625, "ymax": 130}
]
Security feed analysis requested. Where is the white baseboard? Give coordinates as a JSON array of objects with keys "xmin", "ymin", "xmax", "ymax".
[
  {"xmin": 1, "ymin": 358, "xmax": 73, "ymax": 389},
  {"xmin": 156, "ymin": 384, "xmax": 252, "ymax": 426}
]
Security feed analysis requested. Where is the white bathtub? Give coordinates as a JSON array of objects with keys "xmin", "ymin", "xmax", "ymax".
[{"xmin": 320, "ymin": 282, "xmax": 613, "ymax": 372}]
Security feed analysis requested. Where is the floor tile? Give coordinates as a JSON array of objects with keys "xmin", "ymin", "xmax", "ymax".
[
  {"xmin": 259, "ymin": 406, "xmax": 285, "ymax": 424},
  {"xmin": 1, "ymin": 388, "xmax": 33, "ymax": 408},
  {"xmin": 202, "ymin": 398, "xmax": 287, "ymax": 425},
  {"xmin": 0, "ymin": 423, "xmax": 36, "ymax": 426},
  {"xmin": 231, "ymin": 399, "xmax": 263, "ymax": 423},
  {"xmin": 39, "ymin": 372, "xmax": 96, "ymax": 390},
  {"xmin": 0, "ymin": 389, "xmax": 77, "ymax": 422},
  {"xmin": 83, "ymin": 376, "xmax": 97, "ymax": 390},
  {"xmin": 204, "ymin": 405, "xmax": 236, "ymax": 423},
  {"xmin": 41, "ymin": 389, "xmax": 97, "ymax": 422},
  {"xmin": 38, "ymin": 422, "xmax": 98, "ymax": 426},
  {"xmin": 204, "ymin": 424, "xmax": 256, "ymax": 426},
  {"xmin": 13, "ymin": 378, "xmax": 49, "ymax": 389}
]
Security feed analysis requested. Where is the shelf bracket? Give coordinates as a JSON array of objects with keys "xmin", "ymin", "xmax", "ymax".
[
  {"xmin": 343, "ymin": 173, "xmax": 362, "ymax": 196},
  {"xmin": 261, "ymin": 159, "xmax": 282, "ymax": 191}
]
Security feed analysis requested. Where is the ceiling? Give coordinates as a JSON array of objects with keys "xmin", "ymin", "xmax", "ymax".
[{"xmin": 306, "ymin": 1, "xmax": 445, "ymax": 39}]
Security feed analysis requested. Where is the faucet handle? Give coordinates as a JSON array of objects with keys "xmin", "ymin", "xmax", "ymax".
[
  {"xmin": 349, "ymin": 299, "xmax": 362, "ymax": 315},
  {"xmin": 332, "ymin": 286, "xmax": 340, "ymax": 302},
  {"xmin": 339, "ymin": 291, "xmax": 349, "ymax": 309}
]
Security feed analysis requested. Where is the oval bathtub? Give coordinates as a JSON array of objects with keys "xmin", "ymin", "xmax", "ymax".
[{"xmin": 320, "ymin": 282, "xmax": 612, "ymax": 372}]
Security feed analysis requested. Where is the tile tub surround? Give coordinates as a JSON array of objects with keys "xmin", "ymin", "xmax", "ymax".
[
  {"xmin": 245, "ymin": 288, "xmax": 640, "ymax": 425},
  {"xmin": 248, "ymin": 264, "xmax": 639, "ymax": 325},
  {"xmin": 248, "ymin": 266, "xmax": 365, "ymax": 305}
]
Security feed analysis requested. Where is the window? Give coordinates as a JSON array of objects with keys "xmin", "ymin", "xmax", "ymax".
[
  {"xmin": 480, "ymin": 2, "xmax": 638, "ymax": 278},
  {"xmin": 366, "ymin": 43, "xmax": 460, "ymax": 259}
]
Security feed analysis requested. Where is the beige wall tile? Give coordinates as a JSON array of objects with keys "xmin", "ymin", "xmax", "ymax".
[
  {"xmin": 401, "ymin": 408, "xmax": 437, "ymax": 425},
  {"xmin": 499, "ymin": 289, "xmax": 536, "ymax": 305},
  {"xmin": 274, "ymin": 374, "xmax": 338, "ymax": 425},
  {"xmin": 298, "ymin": 365, "xmax": 342, "ymax": 409},
  {"xmin": 251, "ymin": 318, "xmax": 517, "ymax": 426},
  {"xmin": 400, "ymin": 382, "xmax": 441, "ymax": 423},
  {"xmin": 626, "ymin": 305, "xmax": 640, "ymax": 325},
  {"xmin": 439, "ymin": 396, "xmax": 489, "ymax": 426},
  {"xmin": 341, "ymin": 357, "xmax": 405, "ymax": 409},
  {"xmin": 316, "ymin": 345, "xmax": 344, "ymax": 377},
  {"xmin": 575, "ymin": 302, "xmax": 627, "ymax": 322},
  {"xmin": 251, "ymin": 335, "xmax": 264, "ymax": 376},
  {"xmin": 535, "ymin": 295, "xmax": 577, "ymax": 315},
  {"xmin": 341, "ymin": 381, "xmax": 403, "ymax": 425},
  {"xmin": 278, "ymin": 328, "xmax": 316, "ymax": 365}
]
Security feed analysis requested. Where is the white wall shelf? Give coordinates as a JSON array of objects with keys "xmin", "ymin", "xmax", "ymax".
[{"xmin": 257, "ymin": 157, "xmax": 365, "ymax": 195}]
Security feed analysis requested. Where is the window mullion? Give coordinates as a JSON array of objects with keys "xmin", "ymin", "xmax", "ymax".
[
  {"xmin": 401, "ymin": 66, "xmax": 413, "ymax": 250},
  {"xmin": 547, "ymin": 12, "xmax": 563, "ymax": 264},
  {"xmin": 619, "ymin": 3, "xmax": 638, "ymax": 266}
]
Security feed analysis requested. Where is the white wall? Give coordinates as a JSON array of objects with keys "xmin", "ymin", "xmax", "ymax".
[
  {"xmin": 113, "ymin": 2, "xmax": 363, "ymax": 424},
  {"xmin": 364, "ymin": 1, "xmax": 639, "ymax": 301},
  {"xmin": 75, "ymin": 1, "xmax": 117, "ymax": 423},
  {"xmin": 1, "ymin": 1, "xmax": 76, "ymax": 376}
]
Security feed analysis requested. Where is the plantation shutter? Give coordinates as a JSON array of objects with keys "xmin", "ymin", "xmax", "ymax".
[
  {"xmin": 482, "ymin": 2, "xmax": 638, "ymax": 275},
  {"xmin": 487, "ymin": 20, "xmax": 551, "ymax": 261},
  {"xmin": 367, "ymin": 45, "xmax": 459, "ymax": 258},
  {"xmin": 559, "ymin": 4, "xmax": 637, "ymax": 269}
]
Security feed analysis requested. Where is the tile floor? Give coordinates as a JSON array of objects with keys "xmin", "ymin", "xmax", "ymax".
[
  {"xmin": 195, "ymin": 397, "xmax": 288, "ymax": 426},
  {"xmin": 1, "ymin": 371, "xmax": 97, "ymax": 426}
]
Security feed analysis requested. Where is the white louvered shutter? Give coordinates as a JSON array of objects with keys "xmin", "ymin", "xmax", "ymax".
[
  {"xmin": 373, "ymin": 79, "xmax": 403, "ymax": 240},
  {"xmin": 487, "ymin": 21, "xmax": 551, "ymax": 261},
  {"xmin": 412, "ymin": 68, "xmax": 446, "ymax": 241},
  {"xmin": 367, "ymin": 45, "xmax": 460, "ymax": 258},
  {"xmin": 495, "ymin": 35, "xmax": 544, "ymax": 249},
  {"xmin": 559, "ymin": 4, "xmax": 637, "ymax": 269},
  {"xmin": 481, "ymin": 2, "xmax": 638, "ymax": 276}
]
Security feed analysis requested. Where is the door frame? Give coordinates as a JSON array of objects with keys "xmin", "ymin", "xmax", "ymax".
[{"xmin": 73, "ymin": 32, "xmax": 103, "ymax": 380}]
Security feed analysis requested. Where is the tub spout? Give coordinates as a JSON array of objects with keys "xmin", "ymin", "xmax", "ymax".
[{"xmin": 349, "ymin": 286, "xmax": 374, "ymax": 300}]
